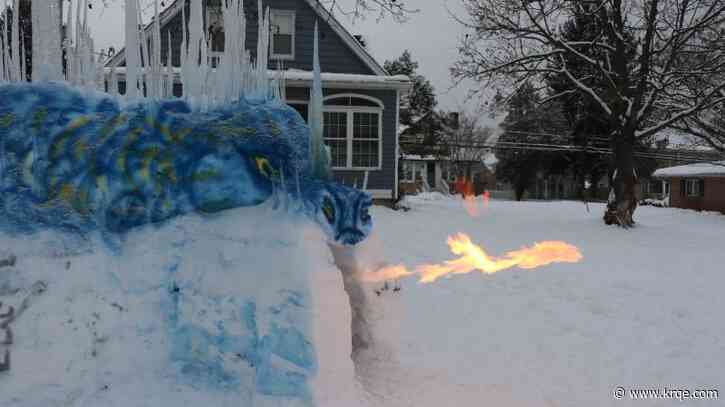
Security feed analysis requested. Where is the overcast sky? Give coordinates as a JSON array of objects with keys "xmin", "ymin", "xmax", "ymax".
[{"xmin": 86, "ymin": 0, "xmax": 478, "ymax": 112}]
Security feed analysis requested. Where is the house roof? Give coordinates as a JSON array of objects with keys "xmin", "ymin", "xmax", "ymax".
[
  {"xmin": 105, "ymin": 0, "xmax": 181, "ymax": 68},
  {"xmin": 652, "ymin": 161, "xmax": 725, "ymax": 178},
  {"xmin": 105, "ymin": 0, "xmax": 387, "ymax": 76}
]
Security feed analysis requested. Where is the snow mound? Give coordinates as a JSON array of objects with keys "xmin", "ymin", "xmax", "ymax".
[
  {"xmin": 0, "ymin": 204, "xmax": 362, "ymax": 406},
  {"xmin": 399, "ymin": 192, "xmax": 450, "ymax": 208}
]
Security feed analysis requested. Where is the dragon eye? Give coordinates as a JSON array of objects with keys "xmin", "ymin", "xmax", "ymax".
[
  {"xmin": 254, "ymin": 156, "xmax": 275, "ymax": 179},
  {"xmin": 322, "ymin": 196, "xmax": 335, "ymax": 224}
]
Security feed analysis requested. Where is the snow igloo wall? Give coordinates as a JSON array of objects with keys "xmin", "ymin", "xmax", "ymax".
[{"xmin": 0, "ymin": 81, "xmax": 371, "ymax": 406}]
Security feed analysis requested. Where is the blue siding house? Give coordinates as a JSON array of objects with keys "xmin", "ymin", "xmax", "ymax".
[{"xmin": 105, "ymin": 0, "xmax": 410, "ymax": 201}]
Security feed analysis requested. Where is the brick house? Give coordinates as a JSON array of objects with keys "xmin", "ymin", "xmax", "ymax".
[
  {"xmin": 104, "ymin": 0, "xmax": 410, "ymax": 201},
  {"xmin": 652, "ymin": 161, "xmax": 725, "ymax": 212}
]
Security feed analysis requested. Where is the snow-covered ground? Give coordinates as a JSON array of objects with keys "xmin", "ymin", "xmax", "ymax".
[{"xmin": 353, "ymin": 194, "xmax": 724, "ymax": 406}]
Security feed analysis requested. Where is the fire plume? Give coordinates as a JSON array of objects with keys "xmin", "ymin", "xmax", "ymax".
[{"xmin": 364, "ymin": 233, "xmax": 582, "ymax": 284}]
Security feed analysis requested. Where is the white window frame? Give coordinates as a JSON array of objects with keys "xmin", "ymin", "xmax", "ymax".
[
  {"xmin": 322, "ymin": 94, "xmax": 384, "ymax": 171},
  {"xmin": 685, "ymin": 179, "xmax": 702, "ymax": 197},
  {"xmin": 270, "ymin": 9, "xmax": 296, "ymax": 61},
  {"xmin": 402, "ymin": 161, "xmax": 416, "ymax": 182}
]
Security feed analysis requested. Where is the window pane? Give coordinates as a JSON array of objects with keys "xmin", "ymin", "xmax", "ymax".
[
  {"xmin": 353, "ymin": 112, "xmax": 379, "ymax": 139},
  {"xmin": 272, "ymin": 13, "xmax": 293, "ymax": 34},
  {"xmin": 352, "ymin": 140, "xmax": 379, "ymax": 168},
  {"xmin": 403, "ymin": 162, "xmax": 413, "ymax": 181},
  {"xmin": 324, "ymin": 112, "xmax": 347, "ymax": 139},
  {"xmin": 273, "ymin": 34, "xmax": 293, "ymax": 55},
  {"xmin": 325, "ymin": 139, "xmax": 347, "ymax": 168},
  {"xmin": 324, "ymin": 112, "xmax": 348, "ymax": 167}
]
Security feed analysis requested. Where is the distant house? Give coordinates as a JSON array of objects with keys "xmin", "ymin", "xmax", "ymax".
[
  {"xmin": 104, "ymin": 0, "xmax": 410, "ymax": 201},
  {"xmin": 399, "ymin": 154, "xmax": 450, "ymax": 195},
  {"xmin": 399, "ymin": 153, "xmax": 496, "ymax": 197},
  {"xmin": 652, "ymin": 161, "xmax": 725, "ymax": 212}
]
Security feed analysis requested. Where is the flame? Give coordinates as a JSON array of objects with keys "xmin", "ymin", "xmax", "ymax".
[
  {"xmin": 463, "ymin": 194, "xmax": 479, "ymax": 217},
  {"xmin": 455, "ymin": 176, "xmax": 484, "ymax": 217},
  {"xmin": 363, "ymin": 233, "xmax": 582, "ymax": 284}
]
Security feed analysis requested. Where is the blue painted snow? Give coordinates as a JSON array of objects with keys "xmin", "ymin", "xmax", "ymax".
[
  {"xmin": 163, "ymin": 255, "xmax": 316, "ymax": 403},
  {"xmin": 0, "ymin": 81, "xmax": 372, "ymax": 246}
]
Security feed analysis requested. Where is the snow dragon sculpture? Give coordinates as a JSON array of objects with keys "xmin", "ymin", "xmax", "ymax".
[{"xmin": 0, "ymin": 82, "xmax": 372, "ymax": 246}]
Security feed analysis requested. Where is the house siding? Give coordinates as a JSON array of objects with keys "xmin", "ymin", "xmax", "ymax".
[
  {"xmin": 669, "ymin": 177, "xmax": 725, "ymax": 213},
  {"xmin": 286, "ymin": 86, "xmax": 397, "ymax": 196},
  {"xmin": 128, "ymin": 0, "xmax": 375, "ymax": 75}
]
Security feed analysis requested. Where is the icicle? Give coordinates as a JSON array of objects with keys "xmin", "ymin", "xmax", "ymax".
[
  {"xmin": 295, "ymin": 168, "xmax": 301, "ymax": 201},
  {"xmin": 151, "ymin": 0, "xmax": 162, "ymax": 99},
  {"xmin": 0, "ymin": 1, "xmax": 7, "ymax": 81},
  {"xmin": 31, "ymin": 0, "xmax": 63, "ymax": 81},
  {"xmin": 181, "ymin": 0, "xmax": 204, "ymax": 102},
  {"xmin": 19, "ymin": 28, "xmax": 24, "ymax": 81},
  {"xmin": 109, "ymin": 64, "xmax": 118, "ymax": 95},
  {"xmin": 279, "ymin": 165, "xmax": 288, "ymax": 211},
  {"xmin": 138, "ymin": 2, "xmax": 150, "ymax": 96},
  {"xmin": 63, "ymin": 0, "xmax": 74, "ymax": 82},
  {"xmin": 179, "ymin": 2, "xmax": 186, "ymax": 98},
  {"xmin": 309, "ymin": 22, "xmax": 330, "ymax": 180},
  {"xmin": 125, "ymin": 0, "xmax": 140, "ymax": 97},
  {"xmin": 254, "ymin": 0, "xmax": 270, "ymax": 98},
  {"xmin": 165, "ymin": 31, "xmax": 173, "ymax": 97},
  {"xmin": 11, "ymin": 0, "xmax": 20, "ymax": 81}
]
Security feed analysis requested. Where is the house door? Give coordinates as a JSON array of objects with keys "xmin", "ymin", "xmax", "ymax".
[{"xmin": 427, "ymin": 162, "xmax": 435, "ymax": 187}]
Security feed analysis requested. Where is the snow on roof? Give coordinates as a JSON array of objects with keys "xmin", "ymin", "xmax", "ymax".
[
  {"xmin": 401, "ymin": 154, "xmax": 440, "ymax": 161},
  {"xmin": 282, "ymin": 70, "xmax": 410, "ymax": 90},
  {"xmin": 652, "ymin": 161, "xmax": 725, "ymax": 178},
  {"xmin": 104, "ymin": 67, "xmax": 410, "ymax": 90}
]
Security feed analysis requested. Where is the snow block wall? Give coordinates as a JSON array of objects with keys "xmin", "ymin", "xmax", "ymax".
[{"xmin": 0, "ymin": 82, "xmax": 370, "ymax": 406}]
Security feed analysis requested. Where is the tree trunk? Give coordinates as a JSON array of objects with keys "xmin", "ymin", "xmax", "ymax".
[{"xmin": 604, "ymin": 132, "xmax": 638, "ymax": 227}]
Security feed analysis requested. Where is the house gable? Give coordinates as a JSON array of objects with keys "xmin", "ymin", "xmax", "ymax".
[{"xmin": 107, "ymin": 0, "xmax": 385, "ymax": 76}]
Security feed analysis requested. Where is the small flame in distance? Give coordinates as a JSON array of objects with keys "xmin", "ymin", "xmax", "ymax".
[{"xmin": 363, "ymin": 233, "xmax": 582, "ymax": 284}]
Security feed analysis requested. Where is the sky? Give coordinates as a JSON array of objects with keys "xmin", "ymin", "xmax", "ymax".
[{"xmin": 85, "ymin": 0, "xmax": 481, "ymax": 112}]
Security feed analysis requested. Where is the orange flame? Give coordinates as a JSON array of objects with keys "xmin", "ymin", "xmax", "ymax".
[
  {"xmin": 363, "ymin": 233, "xmax": 582, "ymax": 284},
  {"xmin": 463, "ymin": 194, "xmax": 479, "ymax": 217}
]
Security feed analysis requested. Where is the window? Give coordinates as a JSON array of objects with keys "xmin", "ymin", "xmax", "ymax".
[
  {"xmin": 684, "ymin": 179, "xmax": 704, "ymax": 197},
  {"xmin": 352, "ymin": 112, "xmax": 379, "ymax": 167},
  {"xmin": 402, "ymin": 162, "xmax": 415, "ymax": 182},
  {"xmin": 322, "ymin": 94, "xmax": 384, "ymax": 170},
  {"xmin": 323, "ymin": 112, "xmax": 348, "ymax": 168},
  {"xmin": 270, "ymin": 10, "xmax": 295, "ymax": 60}
]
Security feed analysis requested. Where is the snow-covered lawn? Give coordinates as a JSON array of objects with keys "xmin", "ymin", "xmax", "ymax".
[{"xmin": 356, "ymin": 195, "xmax": 724, "ymax": 406}]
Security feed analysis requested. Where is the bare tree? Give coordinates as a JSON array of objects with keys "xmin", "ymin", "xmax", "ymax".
[
  {"xmin": 320, "ymin": 0, "xmax": 417, "ymax": 22},
  {"xmin": 440, "ymin": 113, "xmax": 494, "ymax": 180},
  {"xmin": 452, "ymin": 0, "xmax": 725, "ymax": 227}
]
